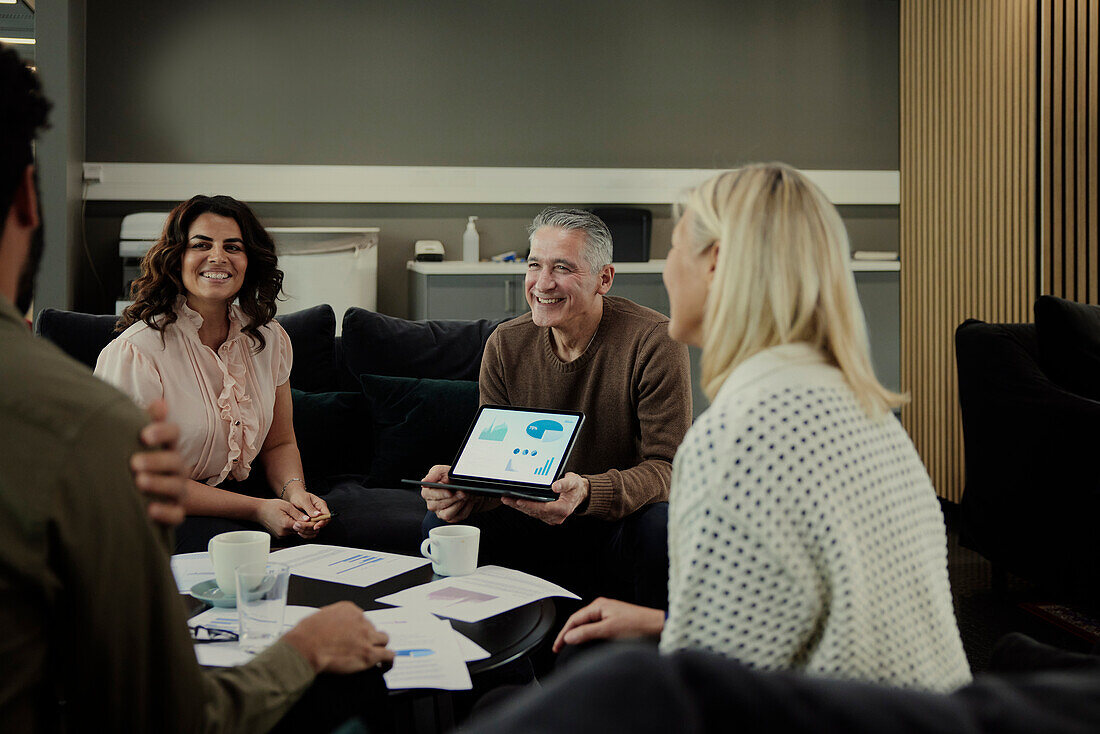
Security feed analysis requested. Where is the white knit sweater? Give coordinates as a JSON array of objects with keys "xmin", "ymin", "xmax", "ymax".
[{"xmin": 660, "ymin": 343, "xmax": 972, "ymax": 692}]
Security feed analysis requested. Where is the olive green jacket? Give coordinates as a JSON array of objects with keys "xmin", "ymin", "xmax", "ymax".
[{"xmin": 0, "ymin": 297, "xmax": 313, "ymax": 734}]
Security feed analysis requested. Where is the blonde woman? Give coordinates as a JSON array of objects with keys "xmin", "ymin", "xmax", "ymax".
[{"xmin": 553, "ymin": 163, "xmax": 971, "ymax": 692}]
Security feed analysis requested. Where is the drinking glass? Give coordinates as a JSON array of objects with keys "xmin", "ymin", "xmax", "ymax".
[{"xmin": 235, "ymin": 561, "xmax": 290, "ymax": 653}]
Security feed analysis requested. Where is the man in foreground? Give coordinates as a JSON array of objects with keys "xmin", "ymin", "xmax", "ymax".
[
  {"xmin": 422, "ymin": 208, "xmax": 691, "ymax": 607},
  {"xmin": 0, "ymin": 44, "xmax": 392, "ymax": 733}
]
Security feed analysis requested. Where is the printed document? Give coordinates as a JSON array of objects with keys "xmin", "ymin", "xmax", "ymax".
[
  {"xmin": 191, "ymin": 605, "xmax": 480, "ymax": 690},
  {"xmin": 375, "ymin": 565, "xmax": 578, "ymax": 622},
  {"xmin": 365, "ymin": 608, "xmax": 473, "ymax": 690},
  {"xmin": 270, "ymin": 544, "xmax": 429, "ymax": 587},
  {"xmin": 170, "ymin": 551, "xmax": 214, "ymax": 593},
  {"xmin": 189, "ymin": 605, "xmax": 316, "ymax": 668}
]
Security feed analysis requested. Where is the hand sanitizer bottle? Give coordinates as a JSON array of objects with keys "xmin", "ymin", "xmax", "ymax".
[{"xmin": 463, "ymin": 216, "xmax": 480, "ymax": 263}]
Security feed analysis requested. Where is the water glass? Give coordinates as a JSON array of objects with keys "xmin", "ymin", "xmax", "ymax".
[{"xmin": 235, "ymin": 561, "xmax": 290, "ymax": 654}]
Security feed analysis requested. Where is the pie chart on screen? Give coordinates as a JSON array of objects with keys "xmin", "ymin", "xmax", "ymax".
[{"xmin": 526, "ymin": 419, "xmax": 564, "ymax": 442}]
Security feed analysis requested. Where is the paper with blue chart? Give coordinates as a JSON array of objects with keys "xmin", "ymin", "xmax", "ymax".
[
  {"xmin": 453, "ymin": 408, "xmax": 581, "ymax": 485},
  {"xmin": 269, "ymin": 544, "xmax": 429, "ymax": 587},
  {"xmin": 190, "ymin": 605, "xmax": 317, "ymax": 668},
  {"xmin": 376, "ymin": 565, "xmax": 579, "ymax": 623},
  {"xmin": 191, "ymin": 605, "xmax": 483, "ymax": 689},
  {"xmin": 364, "ymin": 607, "xmax": 474, "ymax": 690}
]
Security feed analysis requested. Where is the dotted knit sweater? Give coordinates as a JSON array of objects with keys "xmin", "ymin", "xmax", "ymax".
[{"xmin": 660, "ymin": 343, "xmax": 972, "ymax": 692}]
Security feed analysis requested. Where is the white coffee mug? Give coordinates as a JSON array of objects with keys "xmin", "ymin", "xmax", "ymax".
[
  {"xmin": 208, "ymin": 530, "xmax": 270, "ymax": 596},
  {"xmin": 420, "ymin": 525, "xmax": 480, "ymax": 576}
]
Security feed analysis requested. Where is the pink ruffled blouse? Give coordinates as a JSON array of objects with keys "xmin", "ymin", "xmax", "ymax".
[{"xmin": 94, "ymin": 298, "xmax": 293, "ymax": 486}]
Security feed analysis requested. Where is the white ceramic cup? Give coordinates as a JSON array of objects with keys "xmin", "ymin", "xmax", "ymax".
[
  {"xmin": 208, "ymin": 530, "xmax": 270, "ymax": 596},
  {"xmin": 235, "ymin": 561, "xmax": 290, "ymax": 654},
  {"xmin": 420, "ymin": 525, "xmax": 480, "ymax": 576}
]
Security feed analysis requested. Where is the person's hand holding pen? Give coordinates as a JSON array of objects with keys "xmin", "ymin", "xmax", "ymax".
[
  {"xmin": 296, "ymin": 510, "xmax": 338, "ymax": 531},
  {"xmin": 280, "ymin": 480, "xmax": 332, "ymax": 539}
]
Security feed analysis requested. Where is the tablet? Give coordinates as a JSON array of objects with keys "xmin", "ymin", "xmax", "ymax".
[{"xmin": 402, "ymin": 405, "xmax": 585, "ymax": 502}]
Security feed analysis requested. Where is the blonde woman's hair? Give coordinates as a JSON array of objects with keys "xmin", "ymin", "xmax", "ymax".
[{"xmin": 678, "ymin": 162, "xmax": 906, "ymax": 416}]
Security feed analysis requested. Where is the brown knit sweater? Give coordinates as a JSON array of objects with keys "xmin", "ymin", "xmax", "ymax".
[{"xmin": 479, "ymin": 295, "xmax": 692, "ymax": 520}]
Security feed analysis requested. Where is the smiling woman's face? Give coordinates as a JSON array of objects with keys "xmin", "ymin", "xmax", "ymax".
[
  {"xmin": 663, "ymin": 210, "xmax": 715, "ymax": 347},
  {"xmin": 180, "ymin": 212, "xmax": 248, "ymax": 313}
]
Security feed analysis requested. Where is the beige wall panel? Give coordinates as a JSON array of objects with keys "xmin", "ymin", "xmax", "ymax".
[
  {"xmin": 900, "ymin": 0, "xmax": 1036, "ymax": 502},
  {"xmin": 1043, "ymin": 0, "xmax": 1099, "ymax": 303}
]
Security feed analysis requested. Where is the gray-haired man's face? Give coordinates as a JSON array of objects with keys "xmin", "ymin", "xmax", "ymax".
[{"xmin": 524, "ymin": 226, "xmax": 605, "ymax": 335}]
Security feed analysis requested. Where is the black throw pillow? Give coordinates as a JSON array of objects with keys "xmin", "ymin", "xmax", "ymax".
[
  {"xmin": 1034, "ymin": 295, "xmax": 1100, "ymax": 401},
  {"xmin": 34, "ymin": 309, "xmax": 120, "ymax": 369},
  {"xmin": 278, "ymin": 304, "xmax": 338, "ymax": 392},
  {"xmin": 359, "ymin": 374, "xmax": 479, "ymax": 487},
  {"xmin": 290, "ymin": 388, "xmax": 372, "ymax": 481},
  {"xmin": 342, "ymin": 307, "xmax": 503, "ymax": 382}
]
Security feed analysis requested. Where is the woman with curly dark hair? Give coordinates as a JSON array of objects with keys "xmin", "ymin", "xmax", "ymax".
[{"xmin": 96, "ymin": 194, "xmax": 332, "ymax": 551}]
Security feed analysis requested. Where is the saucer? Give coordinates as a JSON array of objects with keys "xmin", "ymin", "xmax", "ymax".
[{"xmin": 190, "ymin": 579, "xmax": 236, "ymax": 608}]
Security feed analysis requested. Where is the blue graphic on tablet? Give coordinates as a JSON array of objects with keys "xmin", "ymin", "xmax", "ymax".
[{"xmin": 526, "ymin": 419, "xmax": 564, "ymax": 441}]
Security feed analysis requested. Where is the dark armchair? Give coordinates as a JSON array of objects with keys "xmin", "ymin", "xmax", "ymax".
[{"xmin": 955, "ymin": 296, "xmax": 1100, "ymax": 599}]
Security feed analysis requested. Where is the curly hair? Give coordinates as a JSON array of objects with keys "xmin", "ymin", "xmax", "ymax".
[{"xmin": 118, "ymin": 195, "xmax": 284, "ymax": 352}]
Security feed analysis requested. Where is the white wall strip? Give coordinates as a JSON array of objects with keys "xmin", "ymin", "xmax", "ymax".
[
  {"xmin": 407, "ymin": 259, "xmax": 900, "ymax": 275},
  {"xmin": 83, "ymin": 163, "xmax": 900, "ymax": 206}
]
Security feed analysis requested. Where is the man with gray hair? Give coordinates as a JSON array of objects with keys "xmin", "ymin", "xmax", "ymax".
[{"xmin": 421, "ymin": 207, "xmax": 691, "ymax": 609}]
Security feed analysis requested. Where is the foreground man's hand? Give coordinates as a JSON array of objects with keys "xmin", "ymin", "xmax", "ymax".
[
  {"xmin": 282, "ymin": 601, "xmax": 394, "ymax": 674},
  {"xmin": 131, "ymin": 399, "xmax": 187, "ymax": 527},
  {"xmin": 502, "ymin": 472, "xmax": 588, "ymax": 525},
  {"xmin": 552, "ymin": 597, "xmax": 666, "ymax": 653}
]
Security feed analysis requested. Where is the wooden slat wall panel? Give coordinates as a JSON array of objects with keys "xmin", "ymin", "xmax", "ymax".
[
  {"xmin": 1042, "ymin": 0, "xmax": 1099, "ymax": 302},
  {"xmin": 900, "ymin": 1, "xmax": 1036, "ymax": 502}
]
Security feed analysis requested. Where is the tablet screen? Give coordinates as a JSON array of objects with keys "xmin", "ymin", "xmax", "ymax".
[{"xmin": 451, "ymin": 406, "xmax": 584, "ymax": 487}]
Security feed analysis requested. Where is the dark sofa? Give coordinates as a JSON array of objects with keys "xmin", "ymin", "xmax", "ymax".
[
  {"xmin": 35, "ymin": 304, "xmax": 503, "ymax": 555},
  {"xmin": 955, "ymin": 296, "xmax": 1100, "ymax": 599}
]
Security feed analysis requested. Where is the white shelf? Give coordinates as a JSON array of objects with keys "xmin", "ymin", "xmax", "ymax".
[
  {"xmin": 119, "ymin": 218, "xmax": 379, "ymax": 257},
  {"xmin": 407, "ymin": 259, "xmax": 899, "ymax": 275}
]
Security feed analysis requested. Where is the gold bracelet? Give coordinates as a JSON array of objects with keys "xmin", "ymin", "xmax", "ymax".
[{"xmin": 280, "ymin": 477, "xmax": 303, "ymax": 499}]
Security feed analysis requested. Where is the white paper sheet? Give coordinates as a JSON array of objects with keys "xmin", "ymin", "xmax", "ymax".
[
  {"xmin": 171, "ymin": 551, "xmax": 215, "ymax": 593},
  {"xmin": 364, "ymin": 608, "xmax": 472, "ymax": 690},
  {"xmin": 191, "ymin": 604, "xmax": 486, "ymax": 688},
  {"xmin": 366, "ymin": 607, "xmax": 489, "ymax": 663},
  {"xmin": 269, "ymin": 544, "xmax": 430, "ymax": 587},
  {"xmin": 453, "ymin": 630, "xmax": 490, "ymax": 663},
  {"xmin": 375, "ymin": 565, "xmax": 578, "ymax": 622},
  {"xmin": 190, "ymin": 605, "xmax": 317, "ymax": 667}
]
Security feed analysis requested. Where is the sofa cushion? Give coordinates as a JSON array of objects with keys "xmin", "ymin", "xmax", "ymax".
[
  {"xmin": 279, "ymin": 304, "xmax": 338, "ymax": 392},
  {"xmin": 310, "ymin": 481, "xmax": 427, "ymax": 555},
  {"xmin": 1034, "ymin": 296, "xmax": 1100, "ymax": 401},
  {"xmin": 291, "ymin": 388, "xmax": 371, "ymax": 480},
  {"xmin": 34, "ymin": 309, "xmax": 120, "ymax": 368},
  {"xmin": 34, "ymin": 304, "xmax": 338, "ymax": 385},
  {"xmin": 359, "ymin": 374, "xmax": 480, "ymax": 487},
  {"xmin": 341, "ymin": 307, "xmax": 503, "ymax": 382}
]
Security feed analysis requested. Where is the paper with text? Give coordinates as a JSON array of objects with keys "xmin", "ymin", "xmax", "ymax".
[
  {"xmin": 365, "ymin": 608, "xmax": 472, "ymax": 690},
  {"xmin": 270, "ymin": 544, "xmax": 429, "ymax": 587},
  {"xmin": 190, "ymin": 605, "xmax": 316, "ymax": 667},
  {"xmin": 375, "ymin": 565, "xmax": 578, "ymax": 622},
  {"xmin": 171, "ymin": 551, "xmax": 215, "ymax": 593}
]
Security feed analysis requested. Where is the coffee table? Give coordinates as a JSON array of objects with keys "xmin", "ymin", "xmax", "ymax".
[
  {"xmin": 186, "ymin": 560, "xmax": 557, "ymax": 732},
  {"xmin": 285, "ymin": 564, "xmax": 557, "ymax": 675}
]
